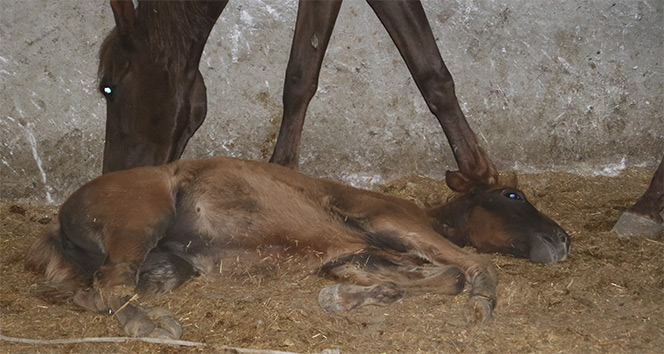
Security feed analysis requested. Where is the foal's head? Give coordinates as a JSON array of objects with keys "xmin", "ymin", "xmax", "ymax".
[
  {"xmin": 432, "ymin": 171, "xmax": 571, "ymax": 264},
  {"xmin": 98, "ymin": 0, "xmax": 223, "ymax": 173}
]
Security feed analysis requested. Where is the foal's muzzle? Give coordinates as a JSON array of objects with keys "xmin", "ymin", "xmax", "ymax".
[{"xmin": 529, "ymin": 230, "xmax": 571, "ymax": 264}]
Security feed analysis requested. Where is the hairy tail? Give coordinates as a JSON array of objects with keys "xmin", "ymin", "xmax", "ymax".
[{"xmin": 25, "ymin": 226, "xmax": 91, "ymax": 304}]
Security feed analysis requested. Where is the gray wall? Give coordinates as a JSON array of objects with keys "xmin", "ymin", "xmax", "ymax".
[{"xmin": 1, "ymin": 0, "xmax": 662, "ymax": 204}]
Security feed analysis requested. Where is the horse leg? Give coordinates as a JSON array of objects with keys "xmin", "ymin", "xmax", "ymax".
[
  {"xmin": 73, "ymin": 249, "xmax": 198, "ymax": 339},
  {"xmin": 69, "ymin": 212, "xmax": 185, "ymax": 337},
  {"xmin": 318, "ymin": 250, "xmax": 466, "ymax": 313},
  {"xmin": 73, "ymin": 289, "xmax": 182, "ymax": 339},
  {"xmin": 612, "ymin": 155, "xmax": 664, "ymax": 237},
  {"xmin": 367, "ymin": 0, "xmax": 498, "ymax": 185},
  {"xmin": 360, "ymin": 213, "xmax": 497, "ymax": 322},
  {"xmin": 269, "ymin": 0, "xmax": 343, "ymax": 168}
]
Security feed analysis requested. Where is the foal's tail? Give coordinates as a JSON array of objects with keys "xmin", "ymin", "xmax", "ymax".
[{"xmin": 25, "ymin": 226, "xmax": 91, "ymax": 304}]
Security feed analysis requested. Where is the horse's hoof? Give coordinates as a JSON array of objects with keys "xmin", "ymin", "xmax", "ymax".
[
  {"xmin": 121, "ymin": 307, "xmax": 181, "ymax": 339},
  {"xmin": 611, "ymin": 212, "xmax": 663, "ymax": 237},
  {"xmin": 319, "ymin": 284, "xmax": 345, "ymax": 313},
  {"xmin": 319, "ymin": 283, "xmax": 405, "ymax": 313},
  {"xmin": 123, "ymin": 311, "xmax": 157, "ymax": 337},
  {"xmin": 465, "ymin": 296, "xmax": 494, "ymax": 324},
  {"xmin": 146, "ymin": 308, "xmax": 183, "ymax": 339}
]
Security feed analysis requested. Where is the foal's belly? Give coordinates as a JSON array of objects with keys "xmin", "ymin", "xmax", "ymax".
[{"xmin": 169, "ymin": 218, "xmax": 366, "ymax": 278}]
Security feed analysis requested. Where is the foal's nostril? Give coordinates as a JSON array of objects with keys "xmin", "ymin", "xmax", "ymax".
[
  {"xmin": 541, "ymin": 235, "xmax": 555, "ymax": 245},
  {"xmin": 557, "ymin": 230, "xmax": 571, "ymax": 246}
]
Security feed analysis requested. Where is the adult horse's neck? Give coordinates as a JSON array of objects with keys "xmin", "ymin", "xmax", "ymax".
[
  {"xmin": 131, "ymin": 1, "xmax": 226, "ymax": 70},
  {"xmin": 99, "ymin": 1, "xmax": 228, "ymax": 173}
]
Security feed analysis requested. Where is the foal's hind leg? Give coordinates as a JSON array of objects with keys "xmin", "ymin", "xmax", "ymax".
[
  {"xmin": 318, "ymin": 251, "xmax": 465, "ymax": 313},
  {"xmin": 73, "ymin": 289, "xmax": 182, "ymax": 339},
  {"xmin": 90, "ymin": 212, "xmax": 176, "ymax": 303},
  {"xmin": 74, "ymin": 250, "xmax": 197, "ymax": 339}
]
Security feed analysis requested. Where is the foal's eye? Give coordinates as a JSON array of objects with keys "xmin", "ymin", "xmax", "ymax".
[{"xmin": 503, "ymin": 190, "xmax": 522, "ymax": 200}]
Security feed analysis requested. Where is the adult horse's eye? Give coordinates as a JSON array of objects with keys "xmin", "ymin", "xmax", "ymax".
[{"xmin": 100, "ymin": 85, "xmax": 114, "ymax": 98}]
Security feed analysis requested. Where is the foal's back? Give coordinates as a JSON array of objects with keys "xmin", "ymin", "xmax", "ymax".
[
  {"xmin": 165, "ymin": 157, "xmax": 412, "ymax": 268},
  {"xmin": 58, "ymin": 156, "xmax": 429, "ymax": 277}
]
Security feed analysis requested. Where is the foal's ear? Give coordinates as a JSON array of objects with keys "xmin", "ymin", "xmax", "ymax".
[
  {"xmin": 110, "ymin": 0, "xmax": 136, "ymax": 36},
  {"xmin": 445, "ymin": 170, "xmax": 474, "ymax": 193},
  {"xmin": 503, "ymin": 171, "xmax": 519, "ymax": 188}
]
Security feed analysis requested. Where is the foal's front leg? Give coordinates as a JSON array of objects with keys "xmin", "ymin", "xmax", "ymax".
[{"xmin": 367, "ymin": 216, "xmax": 498, "ymax": 322}]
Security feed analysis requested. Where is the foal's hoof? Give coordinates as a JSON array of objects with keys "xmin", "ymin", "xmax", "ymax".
[
  {"xmin": 123, "ymin": 307, "xmax": 182, "ymax": 339},
  {"xmin": 611, "ymin": 212, "xmax": 663, "ymax": 238},
  {"xmin": 465, "ymin": 296, "xmax": 494, "ymax": 324},
  {"xmin": 122, "ymin": 309, "xmax": 156, "ymax": 337},
  {"xmin": 146, "ymin": 308, "xmax": 182, "ymax": 339},
  {"xmin": 319, "ymin": 284, "xmax": 345, "ymax": 313},
  {"xmin": 318, "ymin": 283, "xmax": 404, "ymax": 313}
]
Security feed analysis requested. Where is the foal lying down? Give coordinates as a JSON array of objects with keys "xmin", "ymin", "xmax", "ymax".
[{"xmin": 27, "ymin": 157, "xmax": 569, "ymax": 338}]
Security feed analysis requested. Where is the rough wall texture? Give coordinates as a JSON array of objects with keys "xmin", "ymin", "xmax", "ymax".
[{"xmin": 1, "ymin": 0, "xmax": 662, "ymax": 204}]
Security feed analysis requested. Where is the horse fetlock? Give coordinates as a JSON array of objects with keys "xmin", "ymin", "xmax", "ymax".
[
  {"xmin": 466, "ymin": 264, "xmax": 497, "ymax": 294},
  {"xmin": 113, "ymin": 283, "xmax": 137, "ymax": 296},
  {"xmin": 370, "ymin": 282, "xmax": 405, "ymax": 304},
  {"xmin": 438, "ymin": 265, "xmax": 466, "ymax": 295},
  {"xmin": 73, "ymin": 289, "xmax": 109, "ymax": 314}
]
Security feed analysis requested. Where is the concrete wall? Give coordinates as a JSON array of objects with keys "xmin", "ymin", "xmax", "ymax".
[{"xmin": 1, "ymin": 0, "xmax": 662, "ymax": 204}]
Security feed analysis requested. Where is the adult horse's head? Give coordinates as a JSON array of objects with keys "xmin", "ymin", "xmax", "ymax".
[
  {"xmin": 430, "ymin": 171, "xmax": 571, "ymax": 264},
  {"xmin": 98, "ymin": 0, "xmax": 225, "ymax": 173}
]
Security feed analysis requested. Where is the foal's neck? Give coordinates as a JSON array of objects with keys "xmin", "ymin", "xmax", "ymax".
[{"xmin": 426, "ymin": 195, "xmax": 473, "ymax": 247}]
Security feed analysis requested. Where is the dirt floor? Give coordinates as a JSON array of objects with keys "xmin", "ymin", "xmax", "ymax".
[{"xmin": 1, "ymin": 168, "xmax": 662, "ymax": 353}]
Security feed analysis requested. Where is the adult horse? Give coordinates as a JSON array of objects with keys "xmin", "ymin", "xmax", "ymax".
[
  {"xmin": 27, "ymin": 157, "xmax": 570, "ymax": 339},
  {"xmin": 612, "ymin": 155, "xmax": 664, "ymax": 237},
  {"xmin": 99, "ymin": 0, "xmax": 497, "ymax": 185}
]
